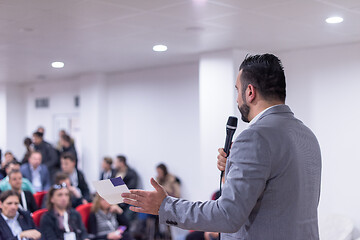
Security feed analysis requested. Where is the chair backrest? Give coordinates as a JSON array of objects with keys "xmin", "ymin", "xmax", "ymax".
[
  {"xmin": 75, "ymin": 203, "xmax": 92, "ymax": 231},
  {"xmin": 33, "ymin": 191, "xmax": 47, "ymax": 209},
  {"xmin": 32, "ymin": 208, "xmax": 48, "ymax": 227}
]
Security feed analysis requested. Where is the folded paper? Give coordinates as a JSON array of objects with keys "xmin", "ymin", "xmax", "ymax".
[{"xmin": 93, "ymin": 176, "xmax": 130, "ymax": 204}]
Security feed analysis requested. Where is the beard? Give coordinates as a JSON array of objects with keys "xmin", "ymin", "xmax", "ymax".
[{"xmin": 238, "ymin": 103, "xmax": 250, "ymax": 123}]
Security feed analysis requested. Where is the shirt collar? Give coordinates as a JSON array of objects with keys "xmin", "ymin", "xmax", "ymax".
[
  {"xmin": 249, "ymin": 104, "xmax": 282, "ymax": 125},
  {"xmin": 1, "ymin": 211, "xmax": 19, "ymax": 221},
  {"xmin": 30, "ymin": 164, "xmax": 40, "ymax": 172}
]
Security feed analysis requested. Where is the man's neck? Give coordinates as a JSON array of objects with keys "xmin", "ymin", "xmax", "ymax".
[
  {"xmin": 248, "ymin": 100, "xmax": 284, "ymax": 122},
  {"xmin": 31, "ymin": 164, "xmax": 39, "ymax": 170}
]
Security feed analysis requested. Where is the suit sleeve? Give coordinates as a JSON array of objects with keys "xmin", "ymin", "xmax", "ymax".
[
  {"xmin": 159, "ymin": 129, "xmax": 271, "ymax": 233},
  {"xmin": 42, "ymin": 166, "xmax": 51, "ymax": 191},
  {"xmin": 78, "ymin": 171, "xmax": 91, "ymax": 202},
  {"xmin": 25, "ymin": 191, "xmax": 38, "ymax": 213},
  {"xmin": 40, "ymin": 213, "xmax": 58, "ymax": 240}
]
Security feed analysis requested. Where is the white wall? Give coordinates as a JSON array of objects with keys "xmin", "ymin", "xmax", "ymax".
[
  {"xmin": 107, "ymin": 63, "xmax": 200, "ymax": 199},
  {"xmin": 278, "ymin": 42, "xmax": 360, "ymax": 235},
  {"xmin": 24, "ymin": 78, "xmax": 80, "ymax": 144}
]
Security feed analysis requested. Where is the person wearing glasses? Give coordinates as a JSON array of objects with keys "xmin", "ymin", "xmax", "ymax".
[{"xmin": 40, "ymin": 183, "xmax": 89, "ymax": 240}]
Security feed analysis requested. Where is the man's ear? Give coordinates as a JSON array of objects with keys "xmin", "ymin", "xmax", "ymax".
[{"xmin": 246, "ymin": 84, "xmax": 256, "ymax": 103}]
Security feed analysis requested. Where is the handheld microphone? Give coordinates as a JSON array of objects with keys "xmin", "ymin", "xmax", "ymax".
[
  {"xmin": 224, "ymin": 116, "xmax": 238, "ymax": 157},
  {"xmin": 220, "ymin": 116, "xmax": 238, "ymax": 187}
]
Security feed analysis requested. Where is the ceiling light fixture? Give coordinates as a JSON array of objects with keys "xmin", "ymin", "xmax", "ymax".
[
  {"xmin": 51, "ymin": 61, "xmax": 64, "ymax": 68},
  {"xmin": 325, "ymin": 16, "xmax": 343, "ymax": 24},
  {"xmin": 153, "ymin": 45, "xmax": 168, "ymax": 52}
]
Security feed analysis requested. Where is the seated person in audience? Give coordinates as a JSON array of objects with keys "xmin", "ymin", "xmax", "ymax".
[
  {"xmin": 21, "ymin": 137, "xmax": 33, "ymax": 164},
  {"xmin": 60, "ymin": 134, "xmax": 78, "ymax": 168},
  {"xmin": 0, "ymin": 190, "xmax": 41, "ymax": 240},
  {"xmin": 51, "ymin": 172, "xmax": 88, "ymax": 208},
  {"xmin": 0, "ymin": 151, "xmax": 17, "ymax": 178},
  {"xmin": 88, "ymin": 193, "xmax": 132, "ymax": 240},
  {"xmin": 0, "ymin": 161, "xmax": 35, "ymax": 193},
  {"xmin": 100, "ymin": 157, "xmax": 116, "ymax": 180},
  {"xmin": 21, "ymin": 151, "xmax": 51, "ymax": 192},
  {"xmin": 156, "ymin": 163, "xmax": 181, "ymax": 198},
  {"xmin": 7, "ymin": 170, "xmax": 38, "ymax": 213},
  {"xmin": 114, "ymin": 155, "xmax": 138, "ymax": 189},
  {"xmin": 60, "ymin": 152, "xmax": 91, "ymax": 202},
  {"xmin": 40, "ymin": 183, "xmax": 89, "ymax": 240}
]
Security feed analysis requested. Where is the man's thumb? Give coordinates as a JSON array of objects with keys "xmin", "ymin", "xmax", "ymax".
[{"xmin": 150, "ymin": 178, "xmax": 163, "ymax": 192}]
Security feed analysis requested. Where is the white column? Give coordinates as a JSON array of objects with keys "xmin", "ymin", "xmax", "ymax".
[
  {"xmin": 198, "ymin": 50, "xmax": 249, "ymax": 199},
  {"xmin": 0, "ymin": 84, "xmax": 7, "ymax": 156},
  {"xmin": 79, "ymin": 73, "xmax": 108, "ymax": 192},
  {"xmin": 0, "ymin": 83, "xmax": 26, "ymax": 160}
]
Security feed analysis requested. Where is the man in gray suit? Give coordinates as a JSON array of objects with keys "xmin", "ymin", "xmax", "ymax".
[{"xmin": 122, "ymin": 54, "xmax": 322, "ymax": 240}]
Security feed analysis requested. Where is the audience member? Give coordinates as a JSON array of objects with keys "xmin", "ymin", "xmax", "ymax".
[
  {"xmin": 156, "ymin": 163, "xmax": 181, "ymax": 198},
  {"xmin": 60, "ymin": 152, "xmax": 91, "ymax": 202},
  {"xmin": 114, "ymin": 155, "xmax": 138, "ymax": 189},
  {"xmin": 56, "ymin": 130, "xmax": 75, "ymax": 151},
  {"xmin": 60, "ymin": 134, "xmax": 78, "ymax": 168},
  {"xmin": 7, "ymin": 170, "xmax": 38, "ymax": 213},
  {"xmin": 100, "ymin": 157, "xmax": 116, "ymax": 180},
  {"xmin": 0, "ymin": 161, "xmax": 35, "ymax": 193},
  {"xmin": 40, "ymin": 183, "xmax": 89, "ymax": 240},
  {"xmin": 52, "ymin": 172, "xmax": 88, "ymax": 208},
  {"xmin": 21, "ymin": 151, "xmax": 51, "ymax": 192},
  {"xmin": 88, "ymin": 193, "xmax": 132, "ymax": 240},
  {"xmin": 0, "ymin": 151, "xmax": 17, "ymax": 178},
  {"xmin": 21, "ymin": 137, "xmax": 33, "ymax": 164},
  {"xmin": 33, "ymin": 131, "xmax": 59, "ymax": 175},
  {"xmin": 0, "ymin": 190, "xmax": 41, "ymax": 240}
]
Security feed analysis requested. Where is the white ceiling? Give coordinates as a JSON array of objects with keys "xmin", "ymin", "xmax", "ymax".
[{"xmin": 1, "ymin": 0, "xmax": 360, "ymax": 83}]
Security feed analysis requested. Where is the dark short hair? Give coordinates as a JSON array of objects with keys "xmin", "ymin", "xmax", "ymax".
[
  {"xmin": 4, "ymin": 160, "xmax": 20, "ymax": 170},
  {"xmin": 33, "ymin": 131, "xmax": 44, "ymax": 138},
  {"xmin": 54, "ymin": 172, "xmax": 69, "ymax": 184},
  {"xmin": 0, "ymin": 190, "xmax": 20, "ymax": 203},
  {"xmin": 239, "ymin": 54, "xmax": 286, "ymax": 102},
  {"xmin": 156, "ymin": 163, "xmax": 168, "ymax": 177},
  {"xmin": 61, "ymin": 152, "xmax": 76, "ymax": 163},
  {"xmin": 116, "ymin": 155, "xmax": 127, "ymax": 166},
  {"xmin": 8, "ymin": 169, "xmax": 22, "ymax": 179},
  {"xmin": 61, "ymin": 134, "xmax": 71, "ymax": 143},
  {"xmin": 103, "ymin": 157, "xmax": 113, "ymax": 166},
  {"xmin": 24, "ymin": 137, "xmax": 32, "ymax": 146}
]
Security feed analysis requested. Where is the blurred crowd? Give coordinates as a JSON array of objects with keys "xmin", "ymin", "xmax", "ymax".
[{"xmin": 0, "ymin": 126, "xmax": 204, "ymax": 240}]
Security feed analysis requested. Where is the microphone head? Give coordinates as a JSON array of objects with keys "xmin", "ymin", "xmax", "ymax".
[{"xmin": 226, "ymin": 116, "xmax": 238, "ymax": 130}]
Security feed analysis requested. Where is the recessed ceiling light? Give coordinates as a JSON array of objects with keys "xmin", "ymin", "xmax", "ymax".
[
  {"xmin": 326, "ymin": 16, "xmax": 343, "ymax": 24},
  {"xmin": 51, "ymin": 61, "xmax": 64, "ymax": 68},
  {"xmin": 153, "ymin": 45, "xmax": 168, "ymax": 52}
]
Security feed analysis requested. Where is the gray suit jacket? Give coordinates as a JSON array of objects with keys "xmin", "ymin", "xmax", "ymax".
[{"xmin": 159, "ymin": 105, "xmax": 321, "ymax": 240}]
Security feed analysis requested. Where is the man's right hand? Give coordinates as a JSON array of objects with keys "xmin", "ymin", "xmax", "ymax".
[
  {"xmin": 217, "ymin": 148, "xmax": 227, "ymax": 171},
  {"xmin": 20, "ymin": 229, "xmax": 41, "ymax": 239}
]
